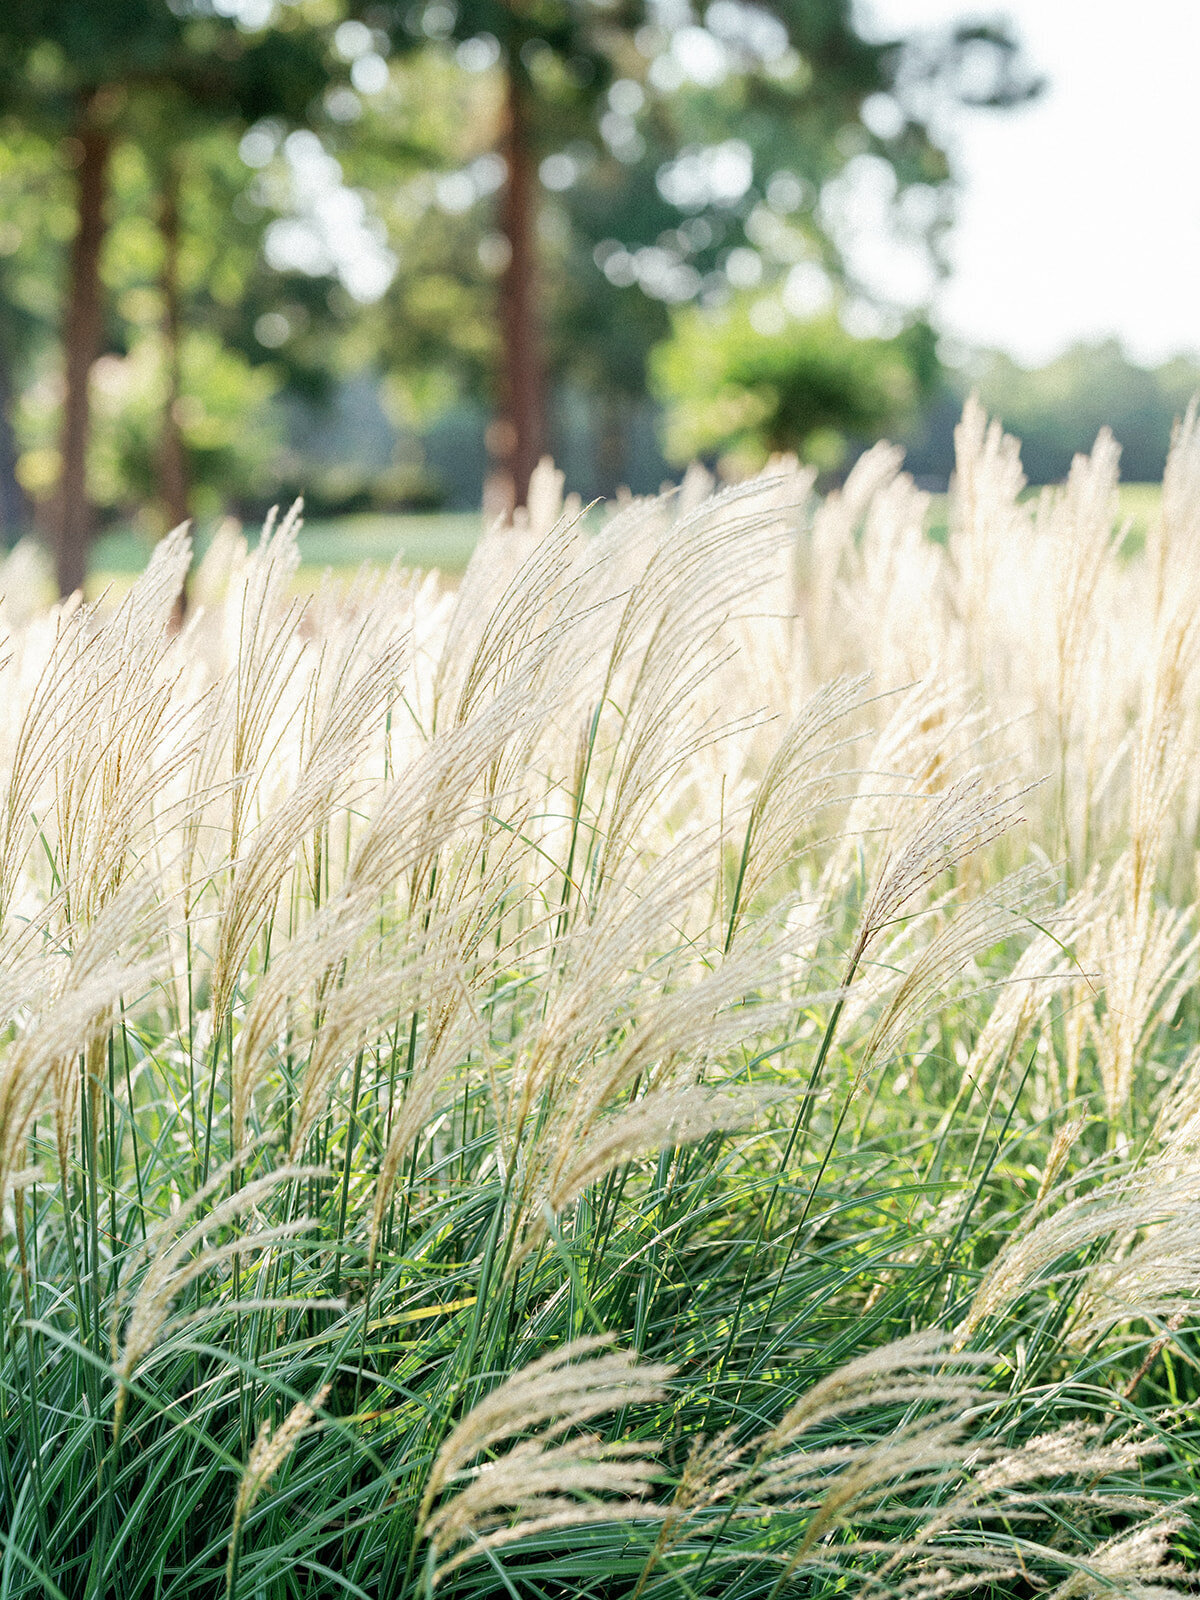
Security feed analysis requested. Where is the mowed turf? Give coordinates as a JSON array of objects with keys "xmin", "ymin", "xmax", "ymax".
[
  {"xmin": 74, "ymin": 481, "xmax": 1160, "ymax": 598},
  {"xmin": 85, "ymin": 509, "xmax": 483, "ymax": 595}
]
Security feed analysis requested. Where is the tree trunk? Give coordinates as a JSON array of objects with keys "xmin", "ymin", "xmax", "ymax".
[
  {"xmin": 158, "ymin": 157, "xmax": 190, "ymax": 533},
  {"xmin": 596, "ymin": 392, "xmax": 627, "ymax": 499},
  {"xmin": 53, "ymin": 110, "xmax": 112, "ymax": 599},
  {"xmin": 0, "ymin": 322, "xmax": 31, "ymax": 548},
  {"xmin": 493, "ymin": 64, "xmax": 546, "ymax": 511}
]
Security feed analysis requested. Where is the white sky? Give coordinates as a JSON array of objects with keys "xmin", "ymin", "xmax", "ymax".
[{"xmin": 860, "ymin": 0, "xmax": 1200, "ymax": 365}]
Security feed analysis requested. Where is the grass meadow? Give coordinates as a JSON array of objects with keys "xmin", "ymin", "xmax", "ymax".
[
  {"xmin": 84, "ymin": 512, "xmax": 485, "ymax": 597},
  {"xmin": 78, "ymin": 482, "xmax": 1165, "ymax": 592},
  {"xmin": 2, "ymin": 400, "xmax": 1200, "ymax": 1598}
]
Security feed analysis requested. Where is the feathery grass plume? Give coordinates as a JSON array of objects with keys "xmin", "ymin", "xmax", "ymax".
[
  {"xmin": 538, "ymin": 921, "xmax": 799, "ymax": 1148},
  {"xmin": 1087, "ymin": 885, "xmax": 1198, "ymax": 1128},
  {"xmin": 799, "ymin": 441, "xmax": 904, "ymax": 682},
  {"xmin": 226, "ymin": 1384, "xmax": 330, "ymax": 1599},
  {"xmin": 44, "ymin": 534, "xmax": 199, "ymax": 933},
  {"xmin": 630, "ymin": 1426, "xmax": 746, "ymax": 1594},
  {"xmin": 0, "ymin": 879, "xmax": 156, "ymax": 1195},
  {"xmin": 1041, "ymin": 433, "xmax": 1123, "ymax": 743},
  {"xmin": 1152, "ymin": 1042, "xmax": 1200, "ymax": 1146},
  {"xmin": 742, "ymin": 1336, "xmax": 995, "ymax": 1585},
  {"xmin": 0, "ymin": 537, "xmax": 51, "ymax": 629},
  {"xmin": 723, "ymin": 675, "xmax": 869, "ymax": 949},
  {"xmin": 197, "ymin": 502, "xmax": 306, "ymax": 860},
  {"xmin": 585, "ymin": 480, "xmax": 799, "ymax": 895},
  {"xmin": 955, "ymin": 1118, "xmax": 1200, "ymax": 1343},
  {"xmin": 206, "ymin": 598, "xmax": 412, "ymax": 1047},
  {"xmin": 1045, "ymin": 1512, "xmax": 1191, "ymax": 1599},
  {"xmin": 433, "ymin": 503, "xmax": 596, "ymax": 732},
  {"xmin": 817, "ymin": 681, "xmax": 990, "ymax": 927},
  {"xmin": 855, "ymin": 773, "xmax": 1025, "ymax": 955},
  {"xmin": 732, "ymin": 1338, "xmax": 1181, "ymax": 1597},
  {"xmin": 1130, "ymin": 612, "xmax": 1199, "ymax": 902},
  {"xmin": 875, "ymin": 1420, "xmax": 1177, "ymax": 1600},
  {"xmin": 955, "ymin": 875, "xmax": 1099, "ymax": 1109},
  {"xmin": 1149, "ymin": 398, "xmax": 1200, "ymax": 617},
  {"xmin": 419, "ymin": 1337, "xmax": 672, "ymax": 1582},
  {"xmin": 231, "ymin": 888, "xmax": 379, "ymax": 1145},
  {"xmin": 1071, "ymin": 1109, "xmax": 1200, "ymax": 1337},
  {"xmin": 345, "ymin": 680, "xmax": 545, "ymax": 907},
  {"xmin": 111, "ymin": 1157, "xmax": 332, "ymax": 1437},
  {"xmin": 1032, "ymin": 1114, "xmax": 1090, "ymax": 1210},
  {"xmin": 947, "ymin": 397, "xmax": 1029, "ymax": 654},
  {"xmin": 292, "ymin": 596, "xmax": 411, "ymax": 882},
  {"xmin": 288, "ymin": 922, "xmax": 468, "ymax": 1159},
  {"xmin": 493, "ymin": 839, "xmax": 757, "ymax": 1195},
  {"xmin": 854, "ymin": 470, "xmax": 948, "ymax": 682},
  {"xmin": 0, "ymin": 595, "xmax": 151, "ymax": 931},
  {"xmin": 1075, "ymin": 1205, "xmax": 1200, "ymax": 1343},
  {"xmin": 0, "ymin": 955, "xmax": 142, "ymax": 1198},
  {"xmin": 1078, "ymin": 543, "xmax": 1200, "ymax": 1122},
  {"xmin": 856, "ymin": 866, "xmax": 1051, "ymax": 1083},
  {"xmin": 762, "ymin": 1332, "xmax": 987, "ymax": 1447},
  {"xmin": 366, "ymin": 978, "xmax": 483, "ymax": 1269},
  {"xmin": 800, "ymin": 769, "xmax": 1027, "ymax": 1083},
  {"xmin": 543, "ymin": 1086, "xmax": 781, "ymax": 1222},
  {"xmin": 207, "ymin": 634, "xmax": 406, "ymax": 1030},
  {"xmin": 515, "ymin": 904, "xmax": 816, "ymax": 1244},
  {"xmin": 232, "ymin": 874, "xmax": 473, "ymax": 1153}
]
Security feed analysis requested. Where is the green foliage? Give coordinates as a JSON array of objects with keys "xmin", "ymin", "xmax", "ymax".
[
  {"xmin": 351, "ymin": 0, "xmax": 1037, "ymax": 472},
  {"xmin": 969, "ymin": 340, "xmax": 1200, "ymax": 484},
  {"xmin": 0, "ymin": 0, "xmax": 338, "ymax": 128},
  {"xmin": 90, "ymin": 330, "xmax": 282, "ymax": 522},
  {"xmin": 0, "ymin": 0, "xmax": 1046, "ymax": 531},
  {"xmin": 654, "ymin": 303, "xmax": 934, "ymax": 472}
]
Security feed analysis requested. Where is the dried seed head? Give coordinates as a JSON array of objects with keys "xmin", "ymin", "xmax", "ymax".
[
  {"xmin": 227, "ymin": 1384, "xmax": 330, "ymax": 1591},
  {"xmin": 420, "ymin": 1338, "xmax": 672, "ymax": 1581}
]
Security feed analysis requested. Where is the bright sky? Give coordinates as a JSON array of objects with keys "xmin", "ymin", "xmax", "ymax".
[{"xmin": 860, "ymin": 0, "xmax": 1200, "ymax": 365}]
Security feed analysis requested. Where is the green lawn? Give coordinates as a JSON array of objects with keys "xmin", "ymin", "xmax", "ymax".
[
  {"xmin": 87, "ymin": 509, "xmax": 484, "ymax": 592},
  {"xmin": 79, "ymin": 484, "xmax": 1163, "ymax": 595},
  {"xmin": 296, "ymin": 510, "xmax": 482, "ymax": 572}
]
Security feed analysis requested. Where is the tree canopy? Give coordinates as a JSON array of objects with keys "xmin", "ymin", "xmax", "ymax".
[{"xmin": 0, "ymin": 0, "xmax": 1048, "ymax": 586}]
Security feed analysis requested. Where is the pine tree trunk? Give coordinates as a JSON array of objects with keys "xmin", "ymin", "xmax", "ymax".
[
  {"xmin": 0, "ymin": 323, "xmax": 31, "ymax": 548},
  {"xmin": 596, "ymin": 392, "xmax": 627, "ymax": 499},
  {"xmin": 494, "ymin": 64, "xmax": 546, "ymax": 511},
  {"xmin": 158, "ymin": 157, "xmax": 189, "ymax": 533},
  {"xmin": 53, "ymin": 111, "xmax": 112, "ymax": 599}
]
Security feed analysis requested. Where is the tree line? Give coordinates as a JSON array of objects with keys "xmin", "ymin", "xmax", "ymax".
[{"xmin": 0, "ymin": 0, "xmax": 1040, "ymax": 594}]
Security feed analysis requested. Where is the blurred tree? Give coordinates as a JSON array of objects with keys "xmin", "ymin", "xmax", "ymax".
[
  {"xmin": 0, "ymin": 124, "xmax": 61, "ymax": 546},
  {"xmin": 653, "ymin": 300, "xmax": 937, "ymax": 473},
  {"xmin": 156, "ymin": 146, "xmax": 188, "ymax": 533},
  {"xmin": 964, "ymin": 340, "xmax": 1200, "ymax": 484},
  {"xmin": 365, "ymin": 1, "xmax": 1038, "ymax": 505},
  {"xmin": 59, "ymin": 129, "xmax": 293, "ymax": 527},
  {"xmin": 364, "ymin": 2, "xmax": 643, "ymax": 509},
  {"xmin": 892, "ymin": 341, "xmax": 1200, "ymax": 488},
  {"xmin": 0, "ymin": 0, "xmax": 340, "ymax": 593}
]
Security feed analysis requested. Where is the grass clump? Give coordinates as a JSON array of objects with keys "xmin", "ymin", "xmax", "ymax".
[{"xmin": 2, "ymin": 412, "xmax": 1200, "ymax": 1598}]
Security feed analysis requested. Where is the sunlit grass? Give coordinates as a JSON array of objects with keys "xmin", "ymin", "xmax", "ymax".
[{"xmin": 1, "ymin": 427, "xmax": 1198, "ymax": 1598}]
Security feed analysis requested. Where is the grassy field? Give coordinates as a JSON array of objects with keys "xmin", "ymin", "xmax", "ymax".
[
  {"xmin": 79, "ymin": 482, "xmax": 1163, "ymax": 592},
  {"xmin": 84, "ymin": 509, "xmax": 484, "ymax": 595},
  {"xmin": 2, "ymin": 425, "xmax": 1199, "ymax": 1598}
]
